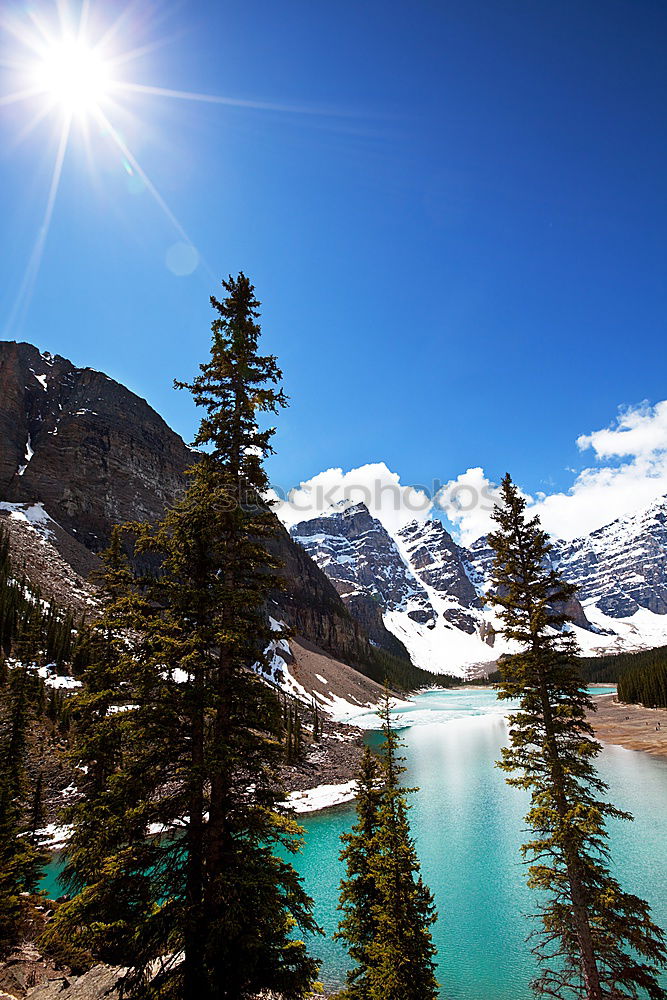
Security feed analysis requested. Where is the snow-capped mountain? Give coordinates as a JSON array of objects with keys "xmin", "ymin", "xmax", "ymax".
[
  {"xmin": 290, "ymin": 495, "xmax": 667, "ymax": 677},
  {"xmin": 291, "ymin": 503, "xmax": 436, "ymax": 655},
  {"xmin": 292, "ymin": 504, "xmax": 500, "ymax": 676},
  {"xmin": 552, "ymin": 496, "xmax": 667, "ymax": 619}
]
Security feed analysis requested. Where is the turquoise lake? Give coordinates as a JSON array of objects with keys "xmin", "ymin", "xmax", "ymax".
[
  {"xmin": 294, "ymin": 689, "xmax": 667, "ymax": 999},
  {"xmin": 41, "ymin": 688, "xmax": 667, "ymax": 999}
]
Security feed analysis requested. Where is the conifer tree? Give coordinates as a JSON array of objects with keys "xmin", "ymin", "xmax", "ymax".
[
  {"xmin": 487, "ymin": 474, "xmax": 667, "ymax": 1000},
  {"xmin": 0, "ymin": 653, "xmax": 48, "ymax": 955},
  {"xmin": 47, "ymin": 274, "xmax": 320, "ymax": 1000},
  {"xmin": 618, "ymin": 658, "xmax": 667, "ymax": 709},
  {"xmin": 29, "ymin": 771, "xmax": 44, "ymax": 840},
  {"xmin": 337, "ymin": 693, "xmax": 438, "ymax": 1000},
  {"xmin": 337, "ymin": 744, "xmax": 384, "ymax": 1000}
]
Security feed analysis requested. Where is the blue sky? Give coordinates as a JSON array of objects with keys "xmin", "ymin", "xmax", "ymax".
[{"xmin": 1, "ymin": 0, "xmax": 666, "ymax": 539}]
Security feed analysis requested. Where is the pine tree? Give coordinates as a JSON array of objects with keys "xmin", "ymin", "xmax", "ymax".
[
  {"xmin": 336, "ymin": 744, "xmax": 384, "ymax": 999},
  {"xmin": 46, "ymin": 274, "xmax": 320, "ymax": 999},
  {"xmin": 0, "ymin": 781, "xmax": 46, "ymax": 954},
  {"xmin": 487, "ymin": 474, "xmax": 667, "ymax": 999},
  {"xmin": 29, "ymin": 771, "xmax": 44, "ymax": 840},
  {"xmin": 0, "ymin": 653, "xmax": 48, "ymax": 955},
  {"xmin": 312, "ymin": 698, "xmax": 321, "ymax": 741},
  {"xmin": 618, "ymin": 658, "xmax": 667, "ymax": 709},
  {"xmin": 337, "ymin": 692, "xmax": 438, "ymax": 1000}
]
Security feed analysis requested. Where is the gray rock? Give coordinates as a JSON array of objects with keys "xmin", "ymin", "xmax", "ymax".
[{"xmin": 27, "ymin": 966, "xmax": 124, "ymax": 1000}]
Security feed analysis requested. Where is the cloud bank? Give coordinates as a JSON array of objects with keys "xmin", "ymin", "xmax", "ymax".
[
  {"xmin": 272, "ymin": 400, "xmax": 667, "ymax": 545},
  {"xmin": 269, "ymin": 462, "xmax": 433, "ymax": 535}
]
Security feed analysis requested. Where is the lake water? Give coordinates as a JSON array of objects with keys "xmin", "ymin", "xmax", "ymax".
[
  {"xmin": 294, "ymin": 688, "xmax": 667, "ymax": 998},
  {"xmin": 41, "ymin": 688, "xmax": 667, "ymax": 999}
]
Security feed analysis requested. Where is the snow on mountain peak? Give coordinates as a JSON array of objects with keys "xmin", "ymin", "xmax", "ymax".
[{"xmin": 290, "ymin": 492, "xmax": 667, "ymax": 675}]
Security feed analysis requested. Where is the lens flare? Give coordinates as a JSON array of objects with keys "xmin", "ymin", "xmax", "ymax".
[{"xmin": 2, "ymin": 0, "xmax": 352, "ymax": 334}]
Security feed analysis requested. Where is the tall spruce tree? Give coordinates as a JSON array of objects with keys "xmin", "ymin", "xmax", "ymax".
[
  {"xmin": 337, "ymin": 692, "xmax": 438, "ymax": 1000},
  {"xmin": 0, "ymin": 654, "xmax": 48, "ymax": 954},
  {"xmin": 46, "ymin": 274, "xmax": 320, "ymax": 999},
  {"xmin": 487, "ymin": 473, "xmax": 667, "ymax": 1000},
  {"xmin": 337, "ymin": 744, "xmax": 384, "ymax": 999}
]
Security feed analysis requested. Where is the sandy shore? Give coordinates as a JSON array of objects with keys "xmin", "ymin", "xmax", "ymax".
[{"xmin": 591, "ymin": 693, "xmax": 667, "ymax": 759}]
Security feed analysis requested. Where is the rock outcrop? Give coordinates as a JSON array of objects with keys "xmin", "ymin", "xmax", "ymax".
[
  {"xmin": 291, "ymin": 503, "xmax": 492, "ymax": 675},
  {"xmin": 1, "ymin": 342, "xmax": 189, "ymax": 549}
]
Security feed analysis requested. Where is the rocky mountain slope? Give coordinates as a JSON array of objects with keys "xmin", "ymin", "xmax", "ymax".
[
  {"xmin": 290, "ymin": 494, "xmax": 667, "ymax": 676},
  {"xmin": 0, "ymin": 341, "xmax": 416, "ymax": 708},
  {"xmin": 0, "ymin": 342, "xmax": 188, "ymax": 549},
  {"xmin": 551, "ymin": 496, "xmax": 667, "ymax": 619},
  {"xmin": 292, "ymin": 505, "xmax": 498, "ymax": 676}
]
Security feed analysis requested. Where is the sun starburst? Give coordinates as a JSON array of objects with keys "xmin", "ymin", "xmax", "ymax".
[
  {"xmin": 1, "ymin": 0, "xmax": 353, "ymax": 335},
  {"xmin": 32, "ymin": 36, "xmax": 112, "ymax": 116}
]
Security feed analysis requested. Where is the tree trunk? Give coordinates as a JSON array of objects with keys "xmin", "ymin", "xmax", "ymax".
[{"xmin": 204, "ymin": 635, "xmax": 234, "ymax": 1000}]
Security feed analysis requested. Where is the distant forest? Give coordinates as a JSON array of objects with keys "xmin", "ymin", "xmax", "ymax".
[
  {"xmin": 476, "ymin": 644, "xmax": 667, "ymax": 709},
  {"xmin": 578, "ymin": 644, "xmax": 667, "ymax": 708}
]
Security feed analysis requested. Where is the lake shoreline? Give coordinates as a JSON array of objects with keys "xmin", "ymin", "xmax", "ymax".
[
  {"xmin": 287, "ymin": 686, "xmax": 667, "ymax": 817},
  {"xmin": 590, "ymin": 693, "xmax": 667, "ymax": 759},
  {"xmin": 289, "ymin": 688, "xmax": 667, "ymax": 817}
]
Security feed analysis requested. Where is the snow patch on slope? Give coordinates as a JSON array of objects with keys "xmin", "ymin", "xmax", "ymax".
[
  {"xmin": 17, "ymin": 435, "xmax": 34, "ymax": 476},
  {"xmin": 0, "ymin": 501, "xmax": 57, "ymax": 541},
  {"xmin": 284, "ymin": 780, "xmax": 357, "ymax": 813}
]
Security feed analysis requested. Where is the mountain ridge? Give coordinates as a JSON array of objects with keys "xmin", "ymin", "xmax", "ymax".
[
  {"xmin": 4, "ymin": 340, "xmax": 666, "ymax": 684},
  {"xmin": 290, "ymin": 493, "xmax": 667, "ymax": 676}
]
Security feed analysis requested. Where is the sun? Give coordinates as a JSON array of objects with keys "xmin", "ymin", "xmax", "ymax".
[
  {"xmin": 33, "ymin": 37, "xmax": 111, "ymax": 116},
  {"xmin": 2, "ymin": 0, "xmax": 332, "ymax": 335}
]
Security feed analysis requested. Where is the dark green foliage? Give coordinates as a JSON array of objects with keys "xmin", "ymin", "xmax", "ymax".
[
  {"xmin": 285, "ymin": 701, "xmax": 303, "ymax": 761},
  {"xmin": 0, "ymin": 525, "xmax": 77, "ymax": 669},
  {"xmin": 337, "ymin": 692, "xmax": 438, "ymax": 1000},
  {"xmin": 45, "ymin": 275, "xmax": 320, "ymax": 1000},
  {"xmin": 0, "ymin": 787, "xmax": 47, "ymax": 955},
  {"xmin": 0, "ymin": 654, "xmax": 48, "ymax": 955},
  {"xmin": 577, "ymin": 645, "xmax": 667, "ymax": 686},
  {"xmin": 337, "ymin": 745, "xmax": 384, "ymax": 1000},
  {"xmin": 359, "ymin": 644, "xmax": 458, "ymax": 693},
  {"xmin": 487, "ymin": 474, "xmax": 667, "ymax": 1000},
  {"xmin": 0, "ymin": 520, "xmax": 82, "ymax": 955},
  {"xmin": 618, "ymin": 659, "xmax": 667, "ymax": 708}
]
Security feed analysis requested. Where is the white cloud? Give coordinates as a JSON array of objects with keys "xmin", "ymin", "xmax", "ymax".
[
  {"xmin": 434, "ymin": 467, "xmax": 502, "ymax": 546},
  {"xmin": 432, "ymin": 401, "xmax": 667, "ymax": 544},
  {"xmin": 576, "ymin": 400, "xmax": 667, "ymax": 459},
  {"xmin": 269, "ymin": 462, "xmax": 433, "ymax": 535},
  {"xmin": 533, "ymin": 400, "xmax": 667, "ymax": 539},
  {"xmin": 274, "ymin": 400, "xmax": 667, "ymax": 546}
]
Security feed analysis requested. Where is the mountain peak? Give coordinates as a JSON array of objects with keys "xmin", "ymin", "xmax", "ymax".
[{"xmin": 291, "ymin": 487, "xmax": 667, "ymax": 673}]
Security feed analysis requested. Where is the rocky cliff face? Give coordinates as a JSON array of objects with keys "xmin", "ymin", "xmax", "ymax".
[
  {"xmin": 396, "ymin": 519, "xmax": 481, "ymax": 633},
  {"xmin": 0, "ymin": 342, "xmax": 398, "ymax": 681},
  {"xmin": 293, "ymin": 503, "xmax": 431, "ymax": 612},
  {"xmin": 0, "ymin": 342, "xmax": 190, "ymax": 549},
  {"xmin": 291, "ymin": 505, "xmax": 495, "ymax": 675},
  {"xmin": 291, "ymin": 503, "xmax": 433, "ymax": 655}
]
